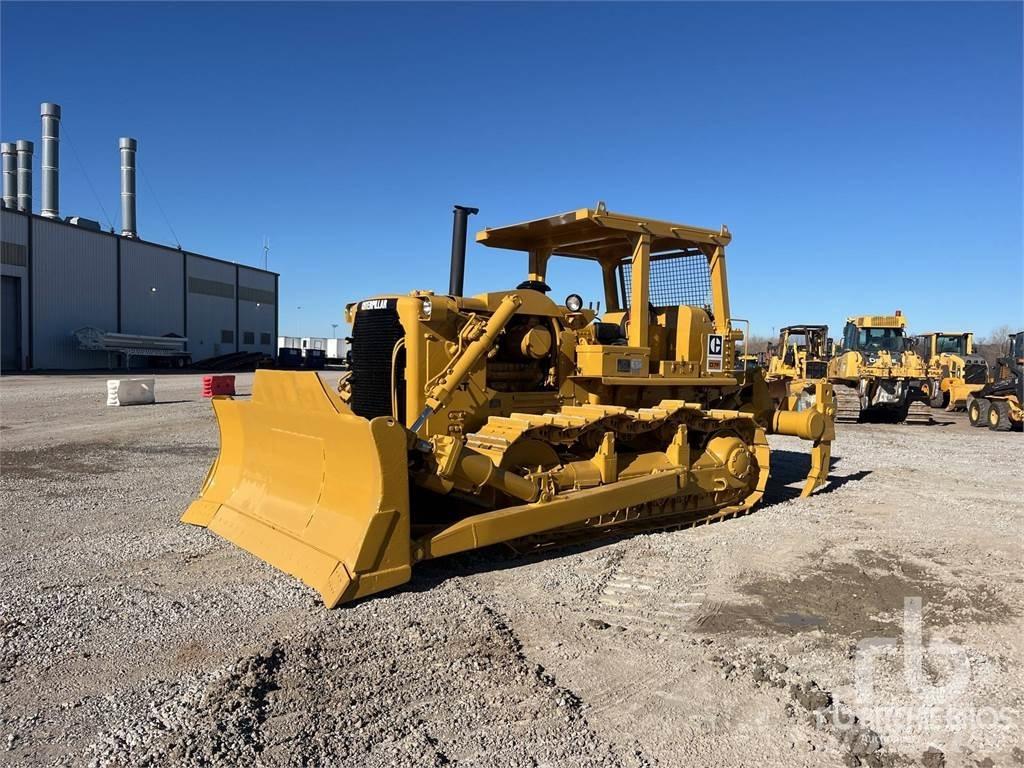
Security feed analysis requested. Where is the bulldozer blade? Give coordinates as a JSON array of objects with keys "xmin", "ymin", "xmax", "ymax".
[{"xmin": 182, "ymin": 370, "xmax": 412, "ymax": 608}]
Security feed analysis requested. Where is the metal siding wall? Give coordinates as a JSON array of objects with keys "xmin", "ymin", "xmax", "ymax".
[
  {"xmin": 187, "ymin": 255, "xmax": 235, "ymax": 359},
  {"xmin": 120, "ymin": 240, "xmax": 185, "ymax": 338},
  {"xmin": 1, "ymin": 211, "xmax": 30, "ymax": 368},
  {"xmin": 1, "ymin": 209, "xmax": 28, "ymax": 245},
  {"xmin": 31, "ymin": 218, "xmax": 117, "ymax": 368},
  {"xmin": 238, "ymin": 266, "xmax": 276, "ymax": 353}
]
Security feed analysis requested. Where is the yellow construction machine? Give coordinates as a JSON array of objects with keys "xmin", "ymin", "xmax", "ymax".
[
  {"xmin": 967, "ymin": 331, "xmax": 1023, "ymax": 431},
  {"xmin": 827, "ymin": 312, "xmax": 931, "ymax": 424},
  {"xmin": 183, "ymin": 204, "xmax": 835, "ymax": 607},
  {"xmin": 914, "ymin": 332, "xmax": 989, "ymax": 411},
  {"xmin": 765, "ymin": 324, "xmax": 832, "ymax": 408},
  {"xmin": 739, "ymin": 351, "xmax": 766, "ymax": 371}
]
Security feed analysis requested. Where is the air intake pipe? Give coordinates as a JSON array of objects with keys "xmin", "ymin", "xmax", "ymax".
[
  {"xmin": 1, "ymin": 143, "xmax": 15, "ymax": 209},
  {"xmin": 16, "ymin": 140, "xmax": 33, "ymax": 213},
  {"xmin": 448, "ymin": 204, "xmax": 478, "ymax": 297},
  {"xmin": 119, "ymin": 137, "xmax": 137, "ymax": 238},
  {"xmin": 40, "ymin": 103, "xmax": 60, "ymax": 219}
]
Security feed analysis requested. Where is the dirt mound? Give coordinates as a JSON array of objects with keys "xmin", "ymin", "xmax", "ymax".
[{"xmin": 84, "ymin": 584, "xmax": 630, "ymax": 768}]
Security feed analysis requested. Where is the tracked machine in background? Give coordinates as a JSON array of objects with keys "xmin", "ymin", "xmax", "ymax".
[
  {"xmin": 914, "ymin": 332, "xmax": 989, "ymax": 411},
  {"xmin": 183, "ymin": 204, "xmax": 835, "ymax": 607},
  {"xmin": 827, "ymin": 313, "xmax": 931, "ymax": 425},
  {"xmin": 967, "ymin": 331, "xmax": 1023, "ymax": 432},
  {"xmin": 738, "ymin": 352, "xmax": 766, "ymax": 371},
  {"xmin": 765, "ymin": 324, "xmax": 833, "ymax": 409}
]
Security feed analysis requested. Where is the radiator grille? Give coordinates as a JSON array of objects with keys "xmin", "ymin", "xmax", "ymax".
[
  {"xmin": 350, "ymin": 301, "xmax": 405, "ymax": 421},
  {"xmin": 805, "ymin": 361, "xmax": 828, "ymax": 380}
]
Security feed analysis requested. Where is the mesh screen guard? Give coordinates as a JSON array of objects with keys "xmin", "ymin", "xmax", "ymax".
[{"xmin": 620, "ymin": 249, "xmax": 713, "ymax": 314}]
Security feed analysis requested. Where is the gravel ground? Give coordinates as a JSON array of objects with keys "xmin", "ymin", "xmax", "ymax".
[{"xmin": 1, "ymin": 372, "xmax": 1021, "ymax": 768}]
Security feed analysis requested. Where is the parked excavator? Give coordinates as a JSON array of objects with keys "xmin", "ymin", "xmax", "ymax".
[
  {"xmin": 183, "ymin": 204, "xmax": 835, "ymax": 607},
  {"xmin": 827, "ymin": 312, "xmax": 931, "ymax": 424},
  {"xmin": 914, "ymin": 331, "xmax": 989, "ymax": 411},
  {"xmin": 967, "ymin": 331, "xmax": 1022, "ymax": 431}
]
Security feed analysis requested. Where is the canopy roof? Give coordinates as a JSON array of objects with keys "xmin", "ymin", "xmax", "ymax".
[
  {"xmin": 476, "ymin": 203, "xmax": 730, "ymax": 263},
  {"xmin": 781, "ymin": 325, "xmax": 828, "ymax": 334}
]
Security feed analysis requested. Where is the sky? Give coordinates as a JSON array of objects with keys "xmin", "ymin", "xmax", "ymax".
[{"xmin": 2, "ymin": 1, "xmax": 1021, "ymax": 340}]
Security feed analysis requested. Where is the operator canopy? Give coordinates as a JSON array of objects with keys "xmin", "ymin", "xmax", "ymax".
[{"xmin": 476, "ymin": 203, "xmax": 730, "ymax": 263}]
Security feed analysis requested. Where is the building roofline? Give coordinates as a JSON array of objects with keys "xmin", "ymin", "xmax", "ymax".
[{"xmin": 1, "ymin": 208, "xmax": 280, "ymax": 277}]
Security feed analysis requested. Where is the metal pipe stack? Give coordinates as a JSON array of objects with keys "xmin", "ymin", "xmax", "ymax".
[{"xmin": 40, "ymin": 102, "xmax": 61, "ymax": 219}]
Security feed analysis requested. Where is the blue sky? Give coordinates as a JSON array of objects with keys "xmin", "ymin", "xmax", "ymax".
[{"xmin": 2, "ymin": 1, "xmax": 1021, "ymax": 340}]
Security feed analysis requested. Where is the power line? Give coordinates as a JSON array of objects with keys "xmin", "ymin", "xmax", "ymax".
[
  {"xmin": 61, "ymin": 121, "xmax": 115, "ymax": 231},
  {"xmin": 138, "ymin": 161, "xmax": 181, "ymax": 249}
]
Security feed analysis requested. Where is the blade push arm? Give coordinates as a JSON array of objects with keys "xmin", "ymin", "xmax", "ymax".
[{"xmin": 410, "ymin": 293, "xmax": 522, "ymax": 434}]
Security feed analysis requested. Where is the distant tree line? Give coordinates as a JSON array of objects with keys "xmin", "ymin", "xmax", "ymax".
[
  {"xmin": 975, "ymin": 324, "xmax": 1019, "ymax": 369},
  {"xmin": 742, "ymin": 334, "xmax": 774, "ymax": 355}
]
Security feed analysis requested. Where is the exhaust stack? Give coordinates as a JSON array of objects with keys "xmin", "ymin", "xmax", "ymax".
[
  {"xmin": 40, "ymin": 102, "xmax": 61, "ymax": 219},
  {"xmin": 448, "ymin": 204, "xmax": 478, "ymax": 297},
  {"xmin": 16, "ymin": 140, "xmax": 33, "ymax": 213},
  {"xmin": 119, "ymin": 137, "xmax": 137, "ymax": 238},
  {"xmin": 1, "ymin": 143, "xmax": 15, "ymax": 209}
]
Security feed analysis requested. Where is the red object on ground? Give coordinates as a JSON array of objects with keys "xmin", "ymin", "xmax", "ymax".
[{"xmin": 202, "ymin": 374, "xmax": 236, "ymax": 398}]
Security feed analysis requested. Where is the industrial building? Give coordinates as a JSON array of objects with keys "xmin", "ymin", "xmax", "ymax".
[{"xmin": 1, "ymin": 103, "xmax": 278, "ymax": 371}]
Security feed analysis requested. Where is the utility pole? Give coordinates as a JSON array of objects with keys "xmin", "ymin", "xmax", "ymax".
[
  {"xmin": 331, "ymin": 322, "xmax": 338, "ymax": 339},
  {"xmin": 262, "ymin": 236, "xmax": 270, "ymax": 270}
]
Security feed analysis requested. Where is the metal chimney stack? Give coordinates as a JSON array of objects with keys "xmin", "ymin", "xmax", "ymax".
[
  {"xmin": 119, "ymin": 137, "xmax": 137, "ymax": 238},
  {"xmin": 40, "ymin": 102, "xmax": 61, "ymax": 219},
  {"xmin": 1, "ymin": 143, "xmax": 15, "ymax": 209},
  {"xmin": 16, "ymin": 140, "xmax": 33, "ymax": 213},
  {"xmin": 448, "ymin": 205, "xmax": 479, "ymax": 296}
]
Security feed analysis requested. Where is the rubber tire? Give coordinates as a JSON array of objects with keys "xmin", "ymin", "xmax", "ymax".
[
  {"xmin": 968, "ymin": 398, "xmax": 990, "ymax": 427},
  {"xmin": 988, "ymin": 400, "xmax": 1012, "ymax": 432},
  {"xmin": 929, "ymin": 385, "xmax": 947, "ymax": 408}
]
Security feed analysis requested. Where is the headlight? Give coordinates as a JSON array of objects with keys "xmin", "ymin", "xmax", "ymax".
[
  {"xmin": 565, "ymin": 293, "xmax": 583, "ymax": 312},
  {"xmin": 421, "ymin": 298, "xmax": 433, "ymax": 319}
]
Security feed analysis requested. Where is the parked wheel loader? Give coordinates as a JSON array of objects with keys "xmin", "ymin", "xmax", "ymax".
[
  {"xmin": 967, "ymin": 331, "xmax": 1023, "ymax": 432},
  {"xmin": 182, "ymin": 204, "xmax": 835, "ymax": 608},
  {"xmin": 914, "ymin": 331, "xmax": 989, "ymax": 411},
  {"xmin": 827, "ymin": 312, "xmax": 931, "ymax": 424}
]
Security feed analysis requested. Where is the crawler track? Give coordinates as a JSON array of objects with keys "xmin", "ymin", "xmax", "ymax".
[
  {"xmin": 833, "ymin": 384, "xmax": 863, "ymax": 423},
  {"xmin": 465, "ymin": 400, "xmax": 772, "ymax": 542},
  {"xmin": 903, "ymin": 400, "xmax": 933, "ymax": 425}
]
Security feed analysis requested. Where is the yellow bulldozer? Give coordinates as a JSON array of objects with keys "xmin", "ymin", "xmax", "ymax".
[
  {"xmin": 183, "ymin": 204, "xmax": 835, "ymax": 607},
  {"xmin": 765, "ymin": 324, "xmax": 833, "ymax": 408},
  {"xmin": 738, "ymin": 351, "xmax": 766, "ymax": 371},
  {"xmin": 827, "ymin": 312, "xmax": 931, "ymax": 424},
  {"xmin": 913, "ymin": 331, "xmax": 989, "ymax": 411}
]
